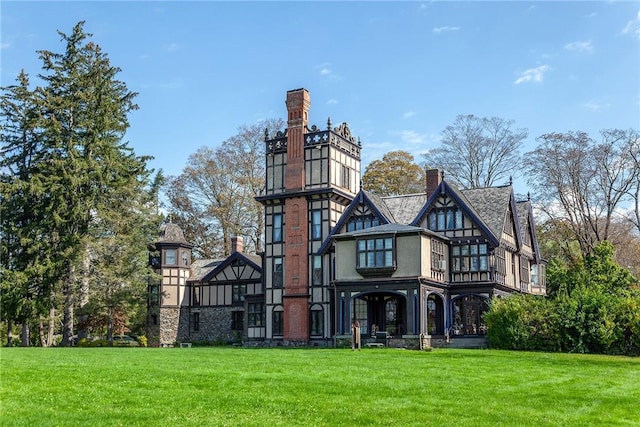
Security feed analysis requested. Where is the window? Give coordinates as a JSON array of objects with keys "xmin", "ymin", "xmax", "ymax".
[
  {"xmin": 431, "ymin": 239, "xmax": 446, "ymax": 271},
  {"xmin": 272, "ymin": 309, "xmax": 283, "ymax": 335},
  {"xmin": 181, "ymin": 251, "xmax": 189, "ymax": 266},
  {"xmin": 273, "ymin": 257, "xmax": 283, "ymax": 288},
  {"xmin": 353, "ymin": 298, "xmax": 368, "ymax": 335},
  {"xmin": 248, "ymin": 303, "xmax": 264, "ymax": 327},
  {"xmin": 520, "ymin": 256, "xmax": 530, "ymax": 283},
  {"xmin": 451, "ymin": 295, "xmax": 488, "ymax": 336},
  {"xmin": 232, "ymin": 284, "xmax": 246, "ymax": 303},
  {"xmin": 310, "ymin": 310, "xmax": 323, "ymax": 336},
  {"xmin": 356, "ymin": 237, "xmax": 394, "ymax": 271},
  {"xmin": 192, "ymin": 312, "xmax": 200, "ymax": 332},
  {"xmin": 192, "ymin": 286, "xmax": 200, "ymax": 306},
  {"xmin": 165, "ymin": 249, "xmax": 177, "ymax": 265},
  {"xmin": 149, "ymin": 284, "xmax": 160, "ymax": 305},
  {"xmin": 452, "ymin": 243, "xmax": 488, "ymax": 272},
  {"xmin": 312, "ymin": 256, "xmax": 322, "ymax": 286},
  {"xmin": 426, "ymin": 295, "xmax": 444, "ymax": 335},
  {"xmin": 311, "ymin": 210, "xmax": 322, "ymax": 240},
  {"xmin": 341, "ymin": 165, "xmax": 350, "ymax": 189},
  {"xmin": 346, "ymin": 215, "xmax": 380, "ymax": 232},
  {"xmin": 273, "ymin": 213, "xmax": 283, "ymax": 243},
  {"xmin": 428, "ymin": 207, "xmax": 463, "ymax": 231},
  {"xmin": 231, "ymin": 311, "xmax": 243, "ymax": 331}
]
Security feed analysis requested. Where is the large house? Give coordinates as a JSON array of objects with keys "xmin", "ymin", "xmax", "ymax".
[{"xmin": 147, "ymin": 88, "xmax": 546, "ymax": 349}]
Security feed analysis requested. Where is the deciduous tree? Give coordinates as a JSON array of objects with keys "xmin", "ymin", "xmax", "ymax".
[
  {"xmin": 423, "ymin": 115, "xmax": 527, "ymax": 189},
  {"xmin": 362, "ymin": 150, "xmax": 425, "ymax": 196},
  {"xmin": 166, "ymin": 119, "xmax": 283, "ymax": 258},
  {"xmin": 524, "ymin": 129, "xmax": 639, "ymax": 256}
]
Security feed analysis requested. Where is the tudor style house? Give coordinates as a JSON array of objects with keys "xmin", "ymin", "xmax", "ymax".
[{"xmin": 147, "ymin": 88, "xmax": 545, "ymax": 348}]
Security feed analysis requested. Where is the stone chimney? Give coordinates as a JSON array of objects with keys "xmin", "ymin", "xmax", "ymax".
[
  {"xmin": 425, "ymin": 168, "xmax": 442, "ymax": 199},
  {"xmin": 231, "ymin": 236, "xmax": 243, "ymax": 254}
]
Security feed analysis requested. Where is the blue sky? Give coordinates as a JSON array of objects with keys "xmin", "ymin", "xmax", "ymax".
[{"xmin": 2, "ymin": 1, "xmax": 639, "ymax": 195}]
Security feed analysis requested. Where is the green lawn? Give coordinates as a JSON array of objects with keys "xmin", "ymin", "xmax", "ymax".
[{"xmin": 1, "ymin": 347, "xmax": 638, "ymax": 426}]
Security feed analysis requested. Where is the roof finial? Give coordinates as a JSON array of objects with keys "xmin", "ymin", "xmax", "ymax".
[
  {"xmin": 527, "ymin": 192, "xmax": 531, "ymax": 201},
  {"xmin": 509, "ymin": 176, "xmax": 513, "ymax": 186},
  {"xmin": 264, "ymin": 127, "xmax": 269, "ymax": 141},
  {"xmin": 167, "ymin": 213, "xmax": 173, "ymax": 224},
  {"xmin": 327, "ymin": 116, "xmax": 332, "ymax": 130}
]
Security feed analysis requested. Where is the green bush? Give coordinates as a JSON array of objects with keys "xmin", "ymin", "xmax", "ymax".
[{"xmin": 137, "ymin": 335, "xmax": 148, "ymax": 347}]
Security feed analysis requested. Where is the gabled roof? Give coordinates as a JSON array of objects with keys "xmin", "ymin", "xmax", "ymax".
[
  {"xmin": 382, "ymin": 193, "xmax": 427, "ymax": 225},
  {"xmin": 317, "ymin": 190, "xmax": 394, "ymax": 254},
  {"xmin": 516, "ymin": 200, "xmax": 542, "ymax": 263},
  {"xmin": 189, "ymin": 251, "xmax": 262, "ymax": 283},
  {"xmin": 461, "ymin": 186, "xmax": 513, "ymax": 239},
  {"xmin": 189, "ymin": 258, "xmax": 225, "ymax": 282},
  {"xmin": 410, "ymin": 181, "xmax": 501, "ymax": 246}
]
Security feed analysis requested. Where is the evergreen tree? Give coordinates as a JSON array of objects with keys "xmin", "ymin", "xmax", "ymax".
[
  {"xmin": 0, "ymin": 71, "xmax": 51, "ymax": 346},
  {"xmin": 1, "ymin": 21, "xmax": 156, "ymax": 345}
]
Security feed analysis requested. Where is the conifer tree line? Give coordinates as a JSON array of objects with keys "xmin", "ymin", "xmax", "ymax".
[{"xmin": 1, "ymin": 22, "xmax": 162, "ymax": 346}]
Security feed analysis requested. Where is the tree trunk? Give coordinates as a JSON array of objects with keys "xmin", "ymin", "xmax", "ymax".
[
  {"xmin": 20, "ymin": 321, "xmax": 29, "ymax": 347},
  {"xmin": 7, "ymin": 318, "xmax": 13, "ymax": 347},
  {"xmin": 38, "ymin": 317, "xmax": 45, "ymax": 347},
  {"xmin": 107, "ymin": 306, "xmax": 114, "ymax": 347},
  {"xmin": 46, "ymin": 306, "xmax": 55, "ymax": 347},
  {"xmin": 61, "ymin": 265, "xmax": 75, "ymax": 346},
  {"xmin": 77, "ymin": 246, "xmax": 91, "ymax": 340}
]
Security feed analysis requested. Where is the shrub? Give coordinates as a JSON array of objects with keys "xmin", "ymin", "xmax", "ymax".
[{"xmin": 137, "ymin": 335, "xmax": 148, "ymax": 347}]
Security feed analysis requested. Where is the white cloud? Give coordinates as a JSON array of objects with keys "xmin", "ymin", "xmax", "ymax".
[
  {"xmin": 583, "ymin": 101, "xmax": 611, "ymax": 112},
  {"xmin": 584, "ymin": 12, "xmax": 597, "ymax": 18},
  {"xmin": 316, "ymin": 63, "xmax": 342, "ymax": 80},
  {"xmin": 403, "ymin": 111, "xmax": 416, "ymax": 119},
  {"xmin": 432, "ymin": 26, "xmax": 460, "ymax": 34},
  {"xmin": 0, "ymin": 42, "xmax": 10, "ymax": 50},
  {"xmin": 514, "ymin": 65, "xmax": 551, "ymax": 84},
  {"xmin": 622, "ymin": 10, "xmax": 640, "ymax": 39},
  {"xmin": 326, "ymin": 99, "xmax": 338, "ymax": 105},
  {"xmin": 163, "ymin": 42, "xmax": 181, "ymax": 52},
  {"xmin": 564, "ymin": 40, "xmax": 593, "ymax": 53}
]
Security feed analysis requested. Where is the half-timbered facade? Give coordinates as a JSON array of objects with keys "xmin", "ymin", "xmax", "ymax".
[{"xmin": 148, "ymin": 88, "xmax": 545, "ymax": 348}]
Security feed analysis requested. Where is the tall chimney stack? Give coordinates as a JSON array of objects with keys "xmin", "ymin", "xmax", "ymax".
[{"xmin": 425, "ymin": 168, "xmax": 442, "ymax": 199}]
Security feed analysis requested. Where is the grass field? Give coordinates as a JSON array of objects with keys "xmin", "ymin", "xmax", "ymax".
[{"xmin": 1, "ymin": 347, "xmax": 638, "ymax": 426}]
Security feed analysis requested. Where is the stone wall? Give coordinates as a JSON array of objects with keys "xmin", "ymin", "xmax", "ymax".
[{"xmin": 187, "ymin": 307, "xmax": 239, "ymax": 343}]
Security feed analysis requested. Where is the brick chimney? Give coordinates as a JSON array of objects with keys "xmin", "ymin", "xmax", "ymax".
[
  {"xmin": 231, "ymin": 236, "xmax": 243, "ymax": 254},
  {"xmin": 284, "ymin": 88, "xmax": 311, "ymax": 191},
  {"xmin": 425, "ymin": 168, "xmax": 442, "ymax": 199}
]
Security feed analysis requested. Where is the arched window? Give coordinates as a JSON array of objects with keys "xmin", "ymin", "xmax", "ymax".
[
  {"xmin": 451, "ymin": 295, "xmax": 488, "ymax": 336},
  {"xmin": 426, "ymin": 294, "xmax": 444, "ymax": 335}
]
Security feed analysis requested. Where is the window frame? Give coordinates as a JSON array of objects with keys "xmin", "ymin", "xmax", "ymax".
[
  {"xmin": 311, "ymin": 210, "xmax": 322, "ymax": 240},
  {"xmin": 273, "ymin": 257, "xmax": 283, "ymax": 288},
  {"xmin": 165, "ymin": 249, "xmax": 177, "ymax": 265},
  {"xmin": 248, "ymin": 303, "xmax": 264, "ymax": 327},
  {"xmin": 451, "ymin": 243, "xmax": 488, "ymax": 272},
  {"xmin": 273, "ymin": 213, "xmax": 283, "ymax": 243},
  {"xmin": 355, "ymin": 236, "xmax": 396, "ymax": 276}
]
